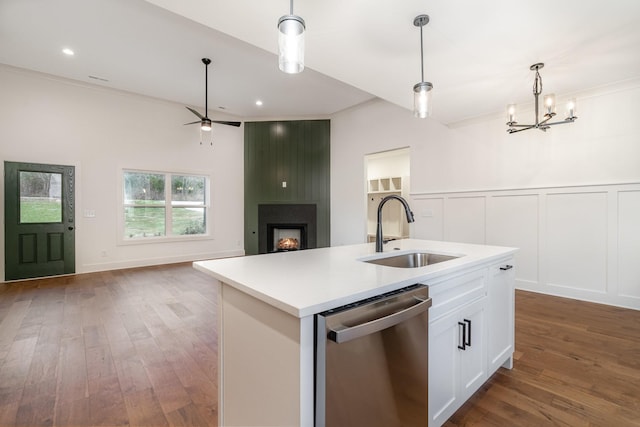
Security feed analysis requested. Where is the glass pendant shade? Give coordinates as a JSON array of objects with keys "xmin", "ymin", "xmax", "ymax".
[
  {"xmin": 413, "ymin": 81, "xmax": 433, "ymax": 118},
  {"xmin": 278, "ymin": 15, "xmax": 305, "ymax": 74}
]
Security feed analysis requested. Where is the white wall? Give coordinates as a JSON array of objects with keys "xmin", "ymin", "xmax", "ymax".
[
  {"xmin": 366, "ymin": 148, "xmax": 410, "ymax": 181},
  {"xmin": 0, "ymin": 65, "xmax": 244, "ymax": 280},
  {"xmin": 331, "ymin": 79, "xmax": 640, "ymax": 309},
  {"xmin": 330, "ymin": 98, "xmax": 453, "ymax": 246}
]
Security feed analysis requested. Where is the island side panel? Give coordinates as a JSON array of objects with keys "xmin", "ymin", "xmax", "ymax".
[{"xmin": 221, "ymin": 283, "xmax": 311, "ymax": 426}]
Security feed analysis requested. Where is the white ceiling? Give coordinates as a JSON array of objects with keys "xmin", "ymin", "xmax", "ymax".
[{"xmin": 2, "ymin": 0, "xmax": 640, "ymax": 125}]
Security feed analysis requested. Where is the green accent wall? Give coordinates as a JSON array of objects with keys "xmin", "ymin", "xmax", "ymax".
[{"xmin": 244, "ymin": 120, "xmax": 330, "ymax": 255}]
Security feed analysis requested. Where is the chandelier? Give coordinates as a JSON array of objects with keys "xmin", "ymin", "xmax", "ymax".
[{"xmin": 506, "ymin": 63, "xmax": 577, "ymax": 134}]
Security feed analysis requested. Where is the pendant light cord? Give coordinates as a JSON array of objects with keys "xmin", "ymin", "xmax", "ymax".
[
  {"xmin": 420, "ymin": 24, "xmax": 425, "ymax": 83},
  {"xmin": 204, "ymin": 62, "xmax": 208, "ymax": 114},
  {"xmin": 290, "ymin": 0, "xmax": 293, "ymax": 15}
]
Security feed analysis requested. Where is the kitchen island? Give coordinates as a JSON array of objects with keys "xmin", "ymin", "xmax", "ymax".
[{"xmin": 194, "ymin": 239, "xmax": 517, "ymax": 427}]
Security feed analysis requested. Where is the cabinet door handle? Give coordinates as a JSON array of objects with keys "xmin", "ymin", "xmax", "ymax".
[
  {"xmin": 457, "ymin": 321, "xmax": 466, "ymax": 350},
  {"xmin": 500, "ymin": 265, "xmax": 513, "ymax": 271},
  {"xmin": 463, "ymin": 319, "xmax": 472, "ymax": 347}
]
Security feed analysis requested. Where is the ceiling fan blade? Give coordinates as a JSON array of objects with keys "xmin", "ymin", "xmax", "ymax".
[
  {"xmin": 186, "ymin": 106, "xmax": 205, "ymax": 120},
  {"xmin": 183, "ymin": 120, "xmax": 202, "ymax": 125},
  {"xmin": 212, "ymin": 120, "xmax": 242, "ymax": 127}
]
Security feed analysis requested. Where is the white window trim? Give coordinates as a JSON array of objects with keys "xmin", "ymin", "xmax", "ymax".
[{"xmin": 117, "ymin": 168, "xmax": 213, "ymax": 246}]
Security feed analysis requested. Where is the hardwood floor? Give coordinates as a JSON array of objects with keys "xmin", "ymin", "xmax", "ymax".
[
  {"xmin": 0, "ymin": 263, "xmax": 218, "ymax": 427},
  {"xmin": 447, "ymin": 290, "xmax": 640, "ymax": 427},
  {"xmin": 1, "ymin": 264, "xmax": 639, "ymax": 426}
]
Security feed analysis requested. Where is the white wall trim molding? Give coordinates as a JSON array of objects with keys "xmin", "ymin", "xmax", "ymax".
[
  {"xmin": 411, "ymin": 182, "xmax": 640, "ymax": 310},
  {"xmin": 411, "ymin": 181, "xmax": 640, "ymax": 198}
]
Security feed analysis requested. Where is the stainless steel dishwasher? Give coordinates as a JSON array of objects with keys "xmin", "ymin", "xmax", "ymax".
[{"xmin": 315, "ymin": 284, "xmax": 431, "ymax": 427}]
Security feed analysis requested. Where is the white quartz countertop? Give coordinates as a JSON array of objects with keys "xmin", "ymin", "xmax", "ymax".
[{"xmin": 193, "ymin": 239, "xmax": 517, "ymax": 318}]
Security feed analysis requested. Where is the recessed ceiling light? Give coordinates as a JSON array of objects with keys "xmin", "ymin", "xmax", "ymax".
[
  {"xmin": 256, "ymin": 100, "xmax": 263, "ymax": 106},
  {"xmin": 62, "ymin": 48, "xmax": 75, "ymax": 56}
]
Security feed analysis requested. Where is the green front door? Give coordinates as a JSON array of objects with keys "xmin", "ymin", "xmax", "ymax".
[{"xmin": 4, "ymin": 161, "xmax": 75, "ymax": 280}]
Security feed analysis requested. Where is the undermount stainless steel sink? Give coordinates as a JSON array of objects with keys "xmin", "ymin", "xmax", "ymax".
[{"xmin": 363, "ymin": 252, "xmax": 460, "ymax": 268}]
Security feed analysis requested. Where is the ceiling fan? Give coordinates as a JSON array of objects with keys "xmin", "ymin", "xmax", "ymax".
[{"xmin": 184, "ymin": 58, "xmax": 241, "ymax": 130}]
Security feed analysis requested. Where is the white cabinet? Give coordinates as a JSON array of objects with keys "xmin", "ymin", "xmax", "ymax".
[
  {"xmin": 428, "ymin": 270, "xmax": 488, "ymax": 427},
  {"xmin": 487, "ymin": 259, "xmax": 515, "ymax": 372},
  {"xmin": 427, "ymin": 257, "xmax": 515, "ymax": 427}
]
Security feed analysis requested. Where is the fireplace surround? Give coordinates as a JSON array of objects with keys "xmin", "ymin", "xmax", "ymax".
[{"xmin": 258, "ymin": 204, "xmax": 317, "ymax": 254}]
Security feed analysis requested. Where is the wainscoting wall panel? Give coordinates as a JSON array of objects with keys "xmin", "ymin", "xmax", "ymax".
[
  {"xmin": 412, "ymin": 183, "xmax": 640, "ymax": 310},
  {"xmin": 444, "ymin": 197, "xmax": 486, "ymax": 244},
  {"xmin": 546, "ymin": 191, "xmax": 608, "ymax": 294},
  {"xmin": 411, "ymin": 198, "xmax": 444, "ymax": 241},
  {"xmin": 618, "ymin": 190, "xmax": 640, "ymax": 299},
  {"xmin": 486, "ymin": 194, "xmax": 539, "ymax": 285}
]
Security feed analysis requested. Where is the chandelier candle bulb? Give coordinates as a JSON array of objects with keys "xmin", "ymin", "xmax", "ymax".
[
  {"xmin": 506, "ymin": 104, "xmax": 517, "ymax": 124},
  {"xmin": 543, "ymin": 93, "xmax": 556, "ymax": 116},
  {"xmin": 566, "ymin": 99, "xmax": 577, "ymax": 120}
]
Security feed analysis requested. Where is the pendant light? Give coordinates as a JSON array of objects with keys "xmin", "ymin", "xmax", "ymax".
[
  {"xmin": 278, "ymin": 0, "xmax": 305, "ymax": 74},
  {"xmin": 413, "ymin": 14, "xmax": 433, "ymax": 118}
]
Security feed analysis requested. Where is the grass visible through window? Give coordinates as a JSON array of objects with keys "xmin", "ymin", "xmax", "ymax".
[{"xmin": 20, "ymin": 198, "xmax": 62, "ymax": 223}]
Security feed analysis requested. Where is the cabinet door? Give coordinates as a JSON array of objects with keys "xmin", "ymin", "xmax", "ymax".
[
  {"xmin": 429, "ymin": 308, "xmax": 459, "ymax": 427},
  {"xmin": 458, "ymin": 298, "xmax": 487, "ymax": 401},
  {"xmin": 487, "ymin": 260, "xmax": 515, "ymax": 372},
  {"xmin": 428, "ymin": 297, "xmax": 487, "ymax": 427}
]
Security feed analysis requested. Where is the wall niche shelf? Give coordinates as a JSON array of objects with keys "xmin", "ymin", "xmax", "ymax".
[{"xmin": 368, "ymin": 177, "xmax": 403, "ymax": 193}]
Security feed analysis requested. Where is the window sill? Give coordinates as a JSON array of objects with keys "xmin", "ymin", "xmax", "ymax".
[{"xmin": 117, "ymin": 234, "xmax": 215, "ymax": 246}]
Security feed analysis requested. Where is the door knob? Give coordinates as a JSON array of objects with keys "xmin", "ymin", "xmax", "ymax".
[{"xmin": 68, "ymin": 226, "xmax": 74, "ymax": 231}]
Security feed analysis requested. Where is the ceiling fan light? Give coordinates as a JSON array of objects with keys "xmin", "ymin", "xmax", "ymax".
[
  {"xmin": 201, "ymin": 119, "xmax": 212, "ymax": 132},
  {"xmin": 278, "ymin": 15, "xmax": 305, "ymax": 74},
  {"xmin": 413, "ymin": 81, "xmax": 433, "ymax": 118}
]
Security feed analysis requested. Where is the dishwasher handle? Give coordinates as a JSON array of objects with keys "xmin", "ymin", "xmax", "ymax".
[{"xmin": 328, "ymin": 296, "xmax": 432, "ymax": 344}]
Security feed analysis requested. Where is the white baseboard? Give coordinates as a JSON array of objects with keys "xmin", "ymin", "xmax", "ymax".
[{"xmin": 79, "ymin": 249, "xmax": 245, "ymax": 274}]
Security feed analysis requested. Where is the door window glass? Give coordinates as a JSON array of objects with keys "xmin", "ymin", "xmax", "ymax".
[{"xmin": 19, "ymin": 171, "xmax": 62, "ymax": 223}]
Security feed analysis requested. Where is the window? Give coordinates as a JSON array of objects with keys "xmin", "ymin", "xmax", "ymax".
[{"xmin": 122, "ymin": 170, "xmax": 208, "ymax": 240}]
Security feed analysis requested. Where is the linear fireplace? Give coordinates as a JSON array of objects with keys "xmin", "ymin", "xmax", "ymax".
[{"xmin": 258, "ymin": 204, "xmax": 317, "ymax": 254}]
